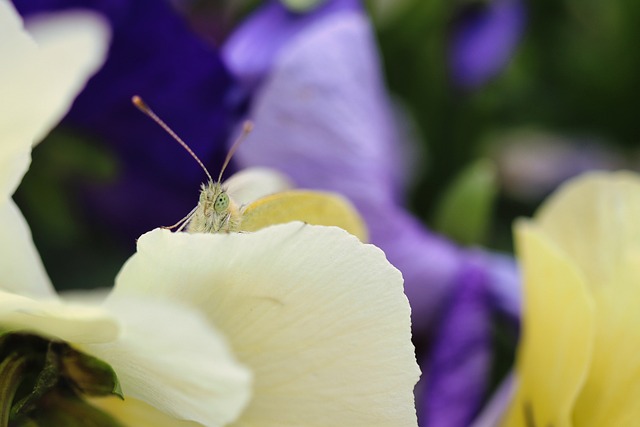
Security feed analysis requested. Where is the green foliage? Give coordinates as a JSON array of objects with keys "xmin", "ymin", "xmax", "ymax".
[
  {"xmin": 279, "ymin": 0, "xmax": 327, "ymax": 12},
  {"xmin": 16, "ymin": 130, "xmax": 117, "ymax": 244},
  {"xmin": 371, "ymin": 0, "xmax": 640, "ymax": 245},
  {"xmin": 433, "ymin": 159, "xmax": 498, "ymax": 246},
  {"xmin": 0, "ymin": 334, "xmax": 124, "ymax": 427},
  {"xmin": 14, "ymin": 130, "xmax": 127, "ymax": 291}
]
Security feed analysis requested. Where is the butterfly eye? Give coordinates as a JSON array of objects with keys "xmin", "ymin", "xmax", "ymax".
[{"xmin": 214, "ymin": 193, "xmax": 230, "ymax": 213}]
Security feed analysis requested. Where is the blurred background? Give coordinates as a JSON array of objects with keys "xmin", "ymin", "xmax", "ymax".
[{"xmin": 14, "ymin": 0, "xmax": 639, "ymax": 290}]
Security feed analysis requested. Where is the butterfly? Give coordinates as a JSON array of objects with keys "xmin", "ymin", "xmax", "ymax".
[{"xmin": 132, "ymin": 96, "xmax": 367, "ymax": 240}]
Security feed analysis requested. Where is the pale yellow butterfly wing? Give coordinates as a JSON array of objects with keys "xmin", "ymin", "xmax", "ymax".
[{"xmin": 239, "ymin": 190, "xmax": 368, "ymax": 241}]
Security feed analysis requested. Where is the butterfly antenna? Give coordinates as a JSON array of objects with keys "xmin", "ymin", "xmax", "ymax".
[
  {"xmin": 132, "ymin": 95, "xmax": 214, "ymax": 183},
  {"xmin": 218, "ymin": 121, "xmax": 253, "ymax": 182}
]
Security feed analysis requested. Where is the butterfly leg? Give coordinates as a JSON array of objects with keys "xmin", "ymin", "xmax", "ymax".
[{"xmin": 162, "ymin": 205, "xmax": 198, "ymax": 232}]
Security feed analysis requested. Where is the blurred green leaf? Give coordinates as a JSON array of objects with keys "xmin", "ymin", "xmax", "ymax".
[
  {"xmin": 279, "ymin": 0, "xmax": 326, "ymax": 12},
  {"xmin": 16, "ymin": 130, "xmax": 117, "ymax": 244},
  {"xmin": 433, "ymin": 159, "xmax": 498, "ymax": 245}
]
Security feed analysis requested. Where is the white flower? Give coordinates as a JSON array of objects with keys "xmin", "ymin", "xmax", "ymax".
[
  {"xmin": 0, "ymin": 3, "xmax": 250, "ymax": 425},
  {"xmin": 0, "ymin": 0, "xmax": 112, "ymax": 298},
  {"xmin": 111, "ymin": 224, "xmax": 421, "ymax": 426}
]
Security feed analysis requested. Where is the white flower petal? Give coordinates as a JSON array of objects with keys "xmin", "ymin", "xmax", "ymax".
[
  {"xmin": 0, "ymin": 0, "xmax": 39, "ymax": 199},
  {"xmin": 0, "ymin": 2, "xmax": 109, "ymax": 199},
  {"xmin": 24, "ymin": 10, "xmax": 109, "ymax": 144},
  {"xmin": 0, "ymin": 199, "xmax": 54, "ymax": 298},
  {"xmin": 113, "ymin": 225, "xmax": 420, "ymax": 426},
  {"xmin": 81, "ymin": 295, "xmax": 252, "ymax": 427},
  {"xmin": 61, "ymin": 287, "xmax": 111, "ymax": 305},
  {"xmin": 0, "ymin": 289, "xmax": 118, "ymax": 344},
  {"xmin": 224, "ymin": 167, "xmax": 293, "ymax": 206}
]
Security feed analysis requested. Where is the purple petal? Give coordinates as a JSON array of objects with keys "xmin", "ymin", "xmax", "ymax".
[
  {"xmin": 367, "ymin": 203, "xmax": 465, "ymax": 332},
  {"xmin": 472, "ymin": 250, "xmax": 521, "ymax": 320},
  {"xmin": 449, "ymin": 0, "xmax": 526, "ymax": 88},
  {"xmin": 470, "ymin": 373, "xmax": 515, "ymax": 427},
  {"xmin": 223, "ymin": 0, "xmax": 360, "ymax": 89},
  {"xmin": 230, "ymin": 10, "xmax": 403, "ymax": 203},
  {"xmin": 228, "ymin": 6, "xmax": 520, "ymax": 330},
  {"xmin": 420, "ymin": 262, "xmax": 492, "ymax": 427},
  {"xmin": 16, "ymin": 0, "xmax": 235, "ymax": 238},
  {"xmin": 230, "ymin": 10, "xmax": 454, "ymax": 328}
]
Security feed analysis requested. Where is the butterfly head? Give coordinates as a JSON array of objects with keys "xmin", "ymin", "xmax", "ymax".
[
  {"xmin": 131, "ymin": 96, "xmax": 250, "ymax": 233},
  {"xmin": 198, "ymin": 181, "xmax": 227, "ymax": 214},
  {"xmin": 189, "ymin": 180, "xmax": 238, "ymax": 232}
]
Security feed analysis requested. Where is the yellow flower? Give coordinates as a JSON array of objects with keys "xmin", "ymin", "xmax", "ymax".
[{"xmin": 503, "ymin": 172, "xmax": 640, "ymax": 427}]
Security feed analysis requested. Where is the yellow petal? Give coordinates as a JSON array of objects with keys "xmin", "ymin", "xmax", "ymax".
[
  {"xmin": 501, "ymin": 223, "xmax": 595, "ymax": 427},
  {"xmin": 535, "ymin": 171, "xmax": 640, "ymax": 291},
  {"xmin": 0, "ymin": 200, "xmax": 54, "ymax": 298},
  {"xmin": 113, "ymin": 225, "xmax": 419, "ymax": 426},
  {"xmin": 532, "ymin": 172, "xmax": 640, "ymax": 425},
  {"xmin": 572, "ymin": 285, "xmax": 640, "ymax": 426},
  {"xmin": 240, "ymin": 190, "xmax": 368, "ymax": 241},
  {"xmin": 90, "ymin": 396, "xmax": 201, "ymax": 427}
]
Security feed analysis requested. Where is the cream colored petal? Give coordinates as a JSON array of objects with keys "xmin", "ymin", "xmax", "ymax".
[
  {"xmin": 113, "ymin": 225, "xmax": 419, "ymax": 427},
  {"xmin": 90, "ymin": 396, "xmax": 201, "ymax": 427},
  {"xmin": 61, "ymin": 287, "xmax": 111, "ymax": 305},
  {"xmin": 0, "ymin": 289, "xmax": 118, "ymax": 344},
  {"xmin": 24, "ymin": 11, "xmax": 109, "ymax": 144},
  {"xmin": 533, "ymin": 172, "xmax": 640, "ymax": 426},
  {"xmin": 501, "ymin": 223, "xmax": 594, "ymax": 427},
  {"xmin": 81, "ymin": 295, "xmax": 251, "ymax": 427},
  {"xmin": 0, "ymin": 199, "xmax": 55, "ymax": 298},
  {"xmin": 0, "ymin": 1, "xmax": 39, "ymax": 199},
  {"xmin": 535, "ymin": 171, "xmax": 640, "ymax": 291},
  {"xmin": 0, "ymin": 2, "xmax": 109, "ymax": 199},
  {"xmin": 224, "ymin": 167, "xmax": 293, "ymax": 206}
]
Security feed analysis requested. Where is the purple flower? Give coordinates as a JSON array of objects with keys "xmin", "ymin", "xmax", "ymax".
[
  {"xmin": 419, "ymin": 261, "xmax": 492, "ymax": 427},
  {"xmin": 224, "ymin": 0, "xmax": 359, "ymax": 90},
  {"xmin": 15, "ymin": 0, "xmax": 235, "ymax": 239},
  {"xmin": 449, "ymin": 0, "xmax": 526, "ymax": 89},
  {"xmin": 420, "ymin": 252, "xmax": 519, "ymax": 427},
  {"xmin": 224, "ymin": 0, "xmax": 520, "ymax": 332}
]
